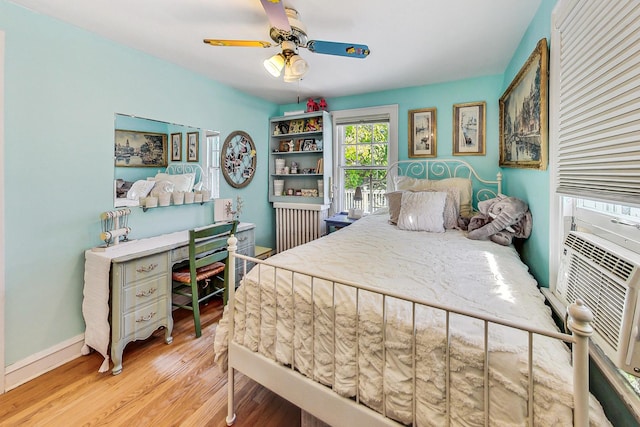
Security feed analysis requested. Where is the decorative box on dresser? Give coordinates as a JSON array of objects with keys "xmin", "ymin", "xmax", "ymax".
[
  {"xmin": 269, "ymin": 111, "xmax": 332, "ymax": 253},
  {"xmin": 83, "ymin": 222, "xmax": 255, "ymax": 375}
]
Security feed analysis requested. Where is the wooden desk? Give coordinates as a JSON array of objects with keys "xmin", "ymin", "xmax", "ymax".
[{"xmin": 82, "ymin": 222, "xmax": 255, "ymax": 375}]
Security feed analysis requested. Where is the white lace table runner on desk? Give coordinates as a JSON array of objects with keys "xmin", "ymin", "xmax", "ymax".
[{"xmin": 82, "ymin": 231, "xmax": 188, "ymax": 372}]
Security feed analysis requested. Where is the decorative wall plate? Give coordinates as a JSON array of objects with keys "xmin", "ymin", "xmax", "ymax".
[{"xmin": 221, "ymin": 130, "xmax": 257, "ymax": 188}]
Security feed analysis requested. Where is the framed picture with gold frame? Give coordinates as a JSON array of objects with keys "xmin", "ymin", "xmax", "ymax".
[
  {"xmin": 114, "ymin": 129, "xmax": 167, "ymax": 167},
  {"xmin": 187, "ymin": 131, "xmax": 199, "ymax": 162},
  {"xmin": 452, "ymin": 101, "xmax": 486, "ymax": 156},
  {"xmin": 499, "ymin": 38, "xmax": 549, "ymax": 170},
  {"xmin": 170, "ymin": 132, "xmax": 182, "ymax": 161},
  {"xmin": 408, "ymin": 107, "xmax": 436, "ymax": 158}
]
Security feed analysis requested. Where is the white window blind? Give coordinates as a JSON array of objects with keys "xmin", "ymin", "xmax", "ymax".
[{"xmin": 555, "ymin": 0, "xmax": 640, "ymax": 205}]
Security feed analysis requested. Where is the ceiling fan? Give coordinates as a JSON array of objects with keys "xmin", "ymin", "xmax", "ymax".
[{"xmin": 203, "ymin": 0, "xmax": 370, "ymax": 82}]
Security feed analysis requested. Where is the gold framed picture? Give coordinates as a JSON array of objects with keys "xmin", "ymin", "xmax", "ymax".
[
  {"xmin": 187, "ymin": 131, "xmax": 199, "ymax": 162},
  {"xmin": 114, "ymin": 129, "xmax": 167, "ymax": 167},
  {"xmin": 499, "ymin": 38, "xmax": 549, "ymax": 170},
  {"xmin": 452, "ymin": 101, "xmax": 486, "ymax": 156},
  {"xmin": 408, "ymin": 107, "xmax": 437, "ymax": 158}
]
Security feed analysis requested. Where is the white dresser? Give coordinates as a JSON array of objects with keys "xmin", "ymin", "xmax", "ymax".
[{"xmin": 83, "ymin": 222, "xmax": 255, "ymax": 375}]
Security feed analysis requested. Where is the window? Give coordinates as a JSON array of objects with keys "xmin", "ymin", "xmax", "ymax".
[
  {"xmin": 550, "ymin": 0, "xmax": 640, "ymax": 406},
  {"xmin": 204, "ymin": 131, "xmax": 221, "ymax": 199},
  {"xmin": 332, "ymin": 105, "xmax": 398, "ymax": 213}
]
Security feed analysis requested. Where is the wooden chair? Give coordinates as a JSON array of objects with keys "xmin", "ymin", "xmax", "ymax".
[{"xmin": 171, "ymin": 220, "xmax": 238, "ymax": 337}]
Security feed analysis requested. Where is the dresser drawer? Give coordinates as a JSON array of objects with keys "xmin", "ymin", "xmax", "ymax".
[
  {"xmin": 234, "ymin": 227, "xmax": 255, "ymax": 285},
  {"xmin": 121, "ymin": 253, "xmax": 168, "ymax": 283},
  {"xmin": 122, "ymin": 276, "xmax": 168, "ymax": 313},
  {"xmin": 122, "ymin": 299, "xmax": 169, "ymax": 340}
]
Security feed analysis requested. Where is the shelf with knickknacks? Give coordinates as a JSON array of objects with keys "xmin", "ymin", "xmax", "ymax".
[{"xmin": 269, "ymin": 110, "xmax": 332, "ymax": 205}]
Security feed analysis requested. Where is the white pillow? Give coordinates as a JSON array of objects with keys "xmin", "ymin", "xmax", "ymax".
[
  {"xmin": 394, "ymin": 176, "xmax": 473, "ymax": 217},
  {"xmin": 154, "ymin": 172, "xmax": 196, "ymax": 193},
  {"xmin": 150, "ymin": 180, "xmax": 175, "ymax": 197},
  {"xmin": 126, "ymin": 180, "xmax": 156, "ymax": 200},
  {"xmin": 428, "ymin": 178, "xmax": 473, "ymax": 217},
  {"xmin": 397, "ymin": 191, "xmax": 447, "ymax": 232}
]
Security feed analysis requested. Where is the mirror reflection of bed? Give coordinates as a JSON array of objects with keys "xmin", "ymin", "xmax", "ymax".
[{"xmin": 113, "ymin": 113, "xmax": 218, "ymax": 208}]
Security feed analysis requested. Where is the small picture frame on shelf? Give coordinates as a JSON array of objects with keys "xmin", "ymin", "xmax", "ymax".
[
  {"xmin": 275, "ymin": 122, "xmax": 289, "ymax": 135},
  {"xmin": 290, "ymin": 119, "xmax": 305, "ymax": 133},
  {"xmin": 294, "ymin": 139, "xmax": 304, "ymax": 151},
  {"xmin": 302, "ymin": 139, "xmax": 316, "ymax": 151}
]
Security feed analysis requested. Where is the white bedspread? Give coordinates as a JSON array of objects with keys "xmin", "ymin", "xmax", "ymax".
[{"xmin": 214, "ymin": 213, "xmax": 610, "ymax": 426}]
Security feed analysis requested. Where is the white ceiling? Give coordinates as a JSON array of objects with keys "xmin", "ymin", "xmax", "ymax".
[{"xmin": 9, "ymin": 0, "xmax": 542, "ymax": 104}]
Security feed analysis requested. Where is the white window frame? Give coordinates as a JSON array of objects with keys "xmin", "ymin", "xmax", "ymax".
[
  {"xmin": 204, "ymin": 131, "xmax": 221, "ymax": 199},
  {"xmin": 331, "ymin": 105, "xmax": 398, "ymax": 213}
]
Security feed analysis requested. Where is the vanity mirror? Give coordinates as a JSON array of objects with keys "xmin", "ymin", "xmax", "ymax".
[{"xmin": 114, "ymin": 114, "xmax": 220, "ymax": 208}]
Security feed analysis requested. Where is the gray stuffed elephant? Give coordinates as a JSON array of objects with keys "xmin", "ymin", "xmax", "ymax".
[{"xmin": 467, "ymin": 194, "xmax": 532, "ymax": 245}]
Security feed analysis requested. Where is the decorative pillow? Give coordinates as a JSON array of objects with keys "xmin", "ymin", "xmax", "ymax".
[
  {"xmin": 115, "ymin": 179, "xmax": 133, "ymax": 199},
  {"xmin": 440, "ymin": 187, "xmax": 461, "ymax": 229},
  {"xmin": 126, "ymin": 179, "xmax": 156, "ymax": 200},
  {"xmin": 150, "ymin": 180, "xmax": 175, "ymax": 197},
  {"xmin": 387, "ymin": 189, "xmax": 459, "ymax": 229},
  {"xmin": 428, "ymin": 178, "xmax": 473, "ymax": 217},
  {"xmin": 394, "ymin": 176, "xmax": 431, "ymax": 191},
  {"xmin": 154, "ymin": 172, "xmax": 196, "ymax": 193},
  {"xmin": 397, "ymin": 191, "xmax": 447, "ymax": 232},
  {"xmin": 385, "ymin": 191, "xmax": 404, "ymax": 224},
  {"xmin": 394, "ymin": 176, "xmax": 473, "ymax": 216}
]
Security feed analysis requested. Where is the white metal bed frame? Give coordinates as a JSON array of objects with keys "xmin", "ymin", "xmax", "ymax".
[{"xmin": 223, "ymin": 159, "xmax": 596, "ymax": 427}]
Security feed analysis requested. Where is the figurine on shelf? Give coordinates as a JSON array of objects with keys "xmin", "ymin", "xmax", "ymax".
[
  {"xmin": 319, "ymin": 98, "xmax": 328, "ymax": 111},
  {"xmin": 306, "ymin": 98, "xmax": 319, "ymax": 112}
]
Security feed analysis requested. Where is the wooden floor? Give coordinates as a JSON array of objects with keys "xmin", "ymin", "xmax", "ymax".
[{"xmin": 0, "ymin": 299, "xmax": 301, "ymax": 427}]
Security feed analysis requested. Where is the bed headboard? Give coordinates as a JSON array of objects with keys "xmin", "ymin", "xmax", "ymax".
[
  {"xmin": 165, "ymin": 162, "xmax": 205, "ymax": 190},
  {"xmin": 387, "ymin": 158, "xmax": 502, "ymax": 207}
]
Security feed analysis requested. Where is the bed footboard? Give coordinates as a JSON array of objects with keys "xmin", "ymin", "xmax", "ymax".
[{"xmin": 223, "ymin": 236, "xmax": 597, "ymax": 427}]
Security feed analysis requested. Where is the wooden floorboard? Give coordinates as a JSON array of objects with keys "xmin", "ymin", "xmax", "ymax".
[{"xmin": 0, "ymin": 299, "xmax": 301, "ymax": 427}]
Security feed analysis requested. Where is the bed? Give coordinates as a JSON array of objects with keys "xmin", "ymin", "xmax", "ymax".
[
  {"xmin": 214, "ymin": 159, "xmax": 610, "ymax": 426},
  {"xmin": 114, "ymin": 162, "xmax": 204, "ymax": 207}
]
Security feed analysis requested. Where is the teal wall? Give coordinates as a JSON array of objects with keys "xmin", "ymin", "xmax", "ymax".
[
  {"xmin": 1, "ymin": 0, "xmax": 277, "ymax": 365},
  {"xmin": 500, "ymin": 0, "xmax": 556, "ymax": 288},
  {"xmin": 280, "ymin": 74, "xmax": 504, "ymax": 196}
]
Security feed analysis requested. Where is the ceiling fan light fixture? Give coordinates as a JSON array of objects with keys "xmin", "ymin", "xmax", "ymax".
[
  {"xmin": 283, "ymin": 54, "xmax": 308, "ymax": 82},
  {"xmin": 263, "ymin": 53, "xmax": 286, "ymax": 77}
]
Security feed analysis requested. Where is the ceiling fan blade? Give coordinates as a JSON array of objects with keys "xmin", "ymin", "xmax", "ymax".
[
  {"xmin": 306, "ymin": 40, "xmax": 370, "ymax": 58},
  {"xmin": 203, "ymin": 39, "xmax": 273, "ymax": 48},
  {"xmin": 259, "ymin": 0, "xmax": 291, "ymax": 31}
]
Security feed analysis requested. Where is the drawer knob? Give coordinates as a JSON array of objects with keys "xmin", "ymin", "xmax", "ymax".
[
  {"xmin": 136, "ymin": 263, "xmax": 158, "ymax": 273},
  {"xmin": 136, "ymin": 312, "xmax": 156, "ymax": 322},
  {"xmin": 136, "ymin": 287, "xmax": 157, "ymax": 297}
]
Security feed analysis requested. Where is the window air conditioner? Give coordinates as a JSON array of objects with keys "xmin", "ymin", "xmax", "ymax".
[{"xmin": 556, "ymin": 231, "xmax": 640, "ymax": 376}]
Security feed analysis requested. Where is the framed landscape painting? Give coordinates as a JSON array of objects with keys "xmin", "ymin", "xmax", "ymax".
[
  {"xmin": 408, "ymin": 107, "xmax": 437, "ymax": 158},
  {"xmin": 114, "ymin": 129, "xmax": 167, "ymax": 167},
  {"xmin": 499, "ymin": 38, "xmax": 549, "ymax": 170}
]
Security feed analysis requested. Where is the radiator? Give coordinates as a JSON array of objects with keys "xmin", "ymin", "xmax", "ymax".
[{"xmin": 275, "ymin": 204, "xmax": 329, "ymax": 253}]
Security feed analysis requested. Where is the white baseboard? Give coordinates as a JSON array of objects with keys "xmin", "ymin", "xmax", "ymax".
[{"xmin": 4, "ymin": 334, "xmax": 85, "ymax": 391}]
